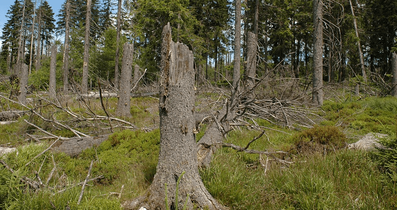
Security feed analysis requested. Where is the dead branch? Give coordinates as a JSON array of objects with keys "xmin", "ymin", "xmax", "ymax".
[
  {"xmin": 56, "ymin": 175, "xmax": 104, "ymax": 194},
  {"xmin": 24, "ymin": 119, "xmax": 65, "ymax": 140},
  {"xmin": 98, "ymin": 81, "xmax": 113, "ymax": 133},
  {"xmin": 243, "ymin": 130, "xmax": 266, "ymax": 150},
  {"xmin": 25, "ymin": 138, "xmax": 60, "ymax": 167},
  {"xmin": 45, "ymin": 154, "xmax": 56, "ymax": 186},
  {"xmin": 0, "ymin": 159, "xmax": 41, "ymax": 190},
  {"xmin": 131, "ymin": 68, "xmax": 147, "ymax": 91},
  {"xmin": 77, "ymin": 160, "xmax": 94, "ymax": 205}
]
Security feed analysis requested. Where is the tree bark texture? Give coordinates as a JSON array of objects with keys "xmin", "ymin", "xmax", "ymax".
[
  {"xmin": 114, "ymin": 0, "xmax": 122, "ymax": 89},
  {"xmin": 81, "ymin": 0, "xmax": 92, "ymax": 94},
  {"xmin": 16, "ymin": 1, "xmax": 26, "ymax": 76},
  {"xmin": 116, "ymin": 43, "xmax": 134, "ymax": 117},
  {"xmin": 36, "ymin": 0, "xmax": 43, "ymax": 71},
  {"xmin": 392, "ymin": 53, "xmax": 397, "ymax": 97},
  {"xmin": 49, "ymin": 45, "xmax": 57, "ymax": 99},
  {"xmin": 233, "ymin": 0, "xmax": 242, "ymax": 91},
  {"xmin": 29, "ymin": 0, "xmax": 37, "ymax": 74},
  {"xmin": 63, "ymin": 0, "xmax": 70, "ymax": 92},
  {"xmin": 312, "ymin": 0, "xmax": 324, "ymax": 106},
  {"xmin": 245, "ymin": 32, "xmax": 257, "ymax": 98},
  {"xmin": 124, "ymin": 23, "xmax": 225, "ymax": 210},
  {"xmin": 18, "ymin": 64, "xmax": 28, "ymax": 105}
]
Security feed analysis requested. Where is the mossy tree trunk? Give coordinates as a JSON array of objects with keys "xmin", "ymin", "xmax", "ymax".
[
  {"xmin": 124, "ymin": 23, "xmax": 226, "ymax": 210},
  {"xmin": 49, "ymin": 45, "xmax": 57, "ymax": 99},
  {"xmin": 116, "ymin": 43, "xmax": 133, "ymax": 117},
  {"xmin": 63, "ymin": 0, "xmax": 70, "ymax": 92}
]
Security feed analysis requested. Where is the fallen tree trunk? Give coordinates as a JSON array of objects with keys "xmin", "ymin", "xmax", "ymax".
[
  {"xmin": 0, "ymin": 110, "xmax": 26, "ymax": 121},
  {"xmin": 51, "ymin": 135, "xmax": 109, "ymax": 157}
]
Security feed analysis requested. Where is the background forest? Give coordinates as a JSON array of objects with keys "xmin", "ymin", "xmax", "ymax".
[{"xmin": 1, "ymin": 0, "xmax": 397, "ymax": 90}]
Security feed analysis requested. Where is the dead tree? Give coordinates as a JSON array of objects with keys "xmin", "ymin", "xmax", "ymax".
[
  {"xmin": 114, "ymin": 0, "xmax": 122, "ymax": 89},
  {"xmin": 245, "ymin": 31, "xmax": 257, "ymax": 99},
  {"xmin": 392, "ymin": 52, "xmax": 397, "ymax": 97},
  {"xmin": 63, "ymin": 0, "xmax": 71, "ymax": 92},
  {"xmin": 349, "ymin": 0, "xmax": 366, "ymax": 83},
  {"xmin": 18, "ymin": 64, "xmax": 28, "ymax": 104},
  {"xmin": 123, "ymin": 23, "xmax": 226, "ymax": 210},
  {"xmin": 49, "ymin": 45, "xmax": 57, "ymax": 99},
  {"xmin": 81, "ymin": 0, "xmax": 92, "ymax": 94},
  {"xmin": 312, "ymin": 0, "xmax": 324, "ymax": 106},
  {"xmin": 116, "ymin": 43, "xmax": 134, "ymax": 117}
]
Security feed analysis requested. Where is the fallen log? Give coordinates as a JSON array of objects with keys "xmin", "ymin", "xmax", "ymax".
[
  {"xmin": 0, "ymin": 110, "xmax": 25, "ymax": 121},
  {"xmin": 51, "ymin": 135, "xmax": 109, "ymax": 157}
]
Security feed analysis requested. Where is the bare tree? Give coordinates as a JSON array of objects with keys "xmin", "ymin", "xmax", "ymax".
[
  {"xmin": 124, "ymin": 23, "xmax": 225, "ymax": 210},
  {"xmin": 233, "ymin": 0, "xmax": 242, "ymax": 92},
  {"xmin": 18, "ymin": 64, "xmax": 28, "ymax": 104},
  {"xmin": 392, "ymin": 52, "xmax": 397, "ymax": 97},
  {"xmin": 114, "ymin": 0, "xmax": 122, "ymax": 89},
  {"xmin": 49, "ymin": 45, "xmax": 57, "ymax": 99},
  {"xmin": 29, "ymin": 0, "xmax": 37, "ymax": 74},
  {"xmin": 245, "ymin": 31, "xmax": 257, "ymax": 98},
  {"xmin": 116, "ymin": 43, "xmax": 134, "ymax": 117},
  {"xmin": 312, "ymin": 0, "xmax": 324, "ymax": 106},
  {"xmin": 349, "ymin": 0, "xmax": 366, "ymax": 83},
  {"xmin": 36, "ymin": 0, "xmax": 44, "ymax": 71},
  {"xmin": 16, "ymin": 0, "xmax": 27, "ymax": 76},
  {"xmin": 81, "ymin": 0, "xmax": 92, "ymax": 94},
  {"xmin": 63, "ymin": 0, "xmax": 70, "ymax": 92}
]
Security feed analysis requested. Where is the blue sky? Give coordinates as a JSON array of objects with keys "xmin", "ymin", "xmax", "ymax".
[{"xmin": 0, "ymin": 0, "xmax": 63, "ymax": 48}]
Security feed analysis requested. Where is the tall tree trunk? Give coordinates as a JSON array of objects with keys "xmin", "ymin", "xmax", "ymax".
[
  {"xmin": 254, "ymin": 0, "xmax": 259, "ymax": 36},
  {"xmin": 312, "ymin": 0, "xmax": 324, "ymax": 106},
  {"xmin": 82, "ymin": 0, "xmax": 92, "ymax": 94},
  {"xmin": 36, "ymin": 0, "xmax": 43, "ymax": 71},
  {"xmin": 116, "ymin": 43, "xmax": 134, "ymax": 118},
  {"xmin": 49, "ymin": 45, "xmax": 57, "ymax": 99},
  {"xmin": 63, "ymin": 0, "xmax": 70, "ymax": 92},
  {"xmin": 349, "ymin": 0, "xmax": 366, "ymax": 83},
  {"xmin": 29, "ymin": 0, "xmax": 37, "ymax": 75},
  {"xmin": 16, "ymin": 0, "xmax": 27, "ymax": 77},
  {"xmin": 18, "ymin": 64, "xmax": 28, "ymax": 104},
  {"xmin": 232, "ymin": 0, "xmax": 242, "ymax": 106},
  {"xmin": 123, "ymin": 23, "xmax": 225, "ymax": 210},
  {"xmin": 392, "ymin": 52, "xmax": 397, "ymax": 97},
  {"xmin": 245, "ymin": 31, "xmax": 257, "ymax": 98},
  {"xmin": 114, "ymin": 0, "xmax": 122, "ymax": 89}
]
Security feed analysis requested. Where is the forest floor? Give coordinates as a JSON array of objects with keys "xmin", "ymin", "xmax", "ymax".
[{"xmin": 0, "ymin": 79, "xmax": 397, "ymax": 209}]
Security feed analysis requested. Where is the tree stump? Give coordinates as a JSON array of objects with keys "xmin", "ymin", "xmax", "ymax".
[
  {"xmin": 116, "ymin": 43, "xmax": 134, "ymax": 117},
  {"xmin": 18, "ymin": 64, "xmax": 28, "ymax": 104},
  {"xmin": 123, "ymin": 23, "xmax": 226, "ymax": 210}
]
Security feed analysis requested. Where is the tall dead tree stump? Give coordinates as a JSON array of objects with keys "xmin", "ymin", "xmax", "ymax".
[
  {"xmin": 116, "ymin": 43, "xmax": 134, "ymax": 117},
  {"xmin": 49, "ymin": 45, "xmax": 57, "ymax": 99},
  {"xmin": 124, "ymin": 23, "xmax": 226, "ymax": 210}
]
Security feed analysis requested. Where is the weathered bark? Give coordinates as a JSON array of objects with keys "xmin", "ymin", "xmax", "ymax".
[
  {"xmin": 0, "ymin": 111, "xmax": 26, "ymax": 121},
  {"xmin": 392, "ymin": 52, "xmax": 397, "ymax": 97},
  {"xmin": 233, "ymin": 0, "xmax": 242, "ymax": 92},
  {"xmin": 49, "ymin": 45, "xmax": 57, "ymax": 99},
  {"xmin": 245, "ymin": 32, "xmax": 257, "ymax": 98},
  {"xmin": 114, "ymin": 0, "xmax": 122, "ymax": 89},
  {"xmin": 133, "ymin": 64, "xmax": 140, "ymax": 85},
  {"xmin": 254, "ymin": 0, "xmax": 259, "ymax": 36},
  {"xmin": 81, "ymin": 0, "xmax": 92, "ymax": 94},
  {"xmin": 123, "ymin": 23, "xmax": 226, "ymax": 210},
  {"xmin": 116, "ymin": 43, "xmax": 134, "ymax": 117},
  {"xmin": 63, "ymin": 0, "xmax": 71, "ymax": 92},
  {"xmin": 29, "ymin": 0, "xmax": 37, "ymax": 74},
  {"xmin": 18, "ymin": 64, "xmax": 28, "ymax": 104},
  {"xmin": 36, "ymin": 0, "xmax": 43, "ymax": 71},
  {"xmin": 312, "ymin": 0, "xmax": 324, "ymax": 106},
  {"xmin": 16, "ymin": 1, "xmax": 26, "ymax": 76},
  {"xmin": 349, "ymin": 0, "xmax": 366, "ymax": 83}
]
